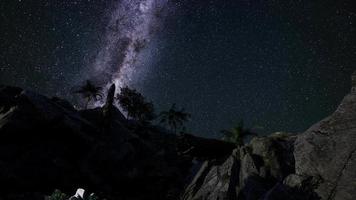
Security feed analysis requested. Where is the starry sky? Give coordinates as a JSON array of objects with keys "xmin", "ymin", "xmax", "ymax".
[{"xmin": 1, "ymin": 0, "xmax": 356, "ymax": 138}]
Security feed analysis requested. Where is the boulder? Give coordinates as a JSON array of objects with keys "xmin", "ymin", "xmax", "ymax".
[
  {"xmin": 182, "ymin": 151, "xmax": 240, "ymax": 200},
  {"xmin": 249, "ymin": 133, "xmax": 296, "ymax": 181},
  {"xmin": 181, "ymin": 134, "xmax": 296, "ymax": 200}
]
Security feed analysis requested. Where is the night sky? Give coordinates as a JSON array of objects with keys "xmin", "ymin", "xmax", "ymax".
[{"xmin": 1, "ymin": 0, "xmax": 356, "ymax": 138}]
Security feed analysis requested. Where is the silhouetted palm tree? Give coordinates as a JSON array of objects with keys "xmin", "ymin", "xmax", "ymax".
[
  {"xmin": 159, "ymin": 104, "xmax": 191, "ymax": 134},
  {"xmin": 221, "ymin": 120, "xmax": 257, "ymax": 146},
  {"xmin": 74, "ymin": 80, "xmax": 103, "ymax": 109}
]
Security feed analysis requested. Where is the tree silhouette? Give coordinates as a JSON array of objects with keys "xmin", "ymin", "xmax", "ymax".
[
  {"xmin": 221, "ymin": 120, "xmax": 257, "ymax": 147},
  {"xmin": 159, "ymin": 104, "xmax": 191, "ymax": 134},
  {"xmin": 116, "ymin": 86, "xmax": 155, "ymax": 122},
  {"xmin": 74, "ymin": 80, "xmax": 103, "ymax": 109}
]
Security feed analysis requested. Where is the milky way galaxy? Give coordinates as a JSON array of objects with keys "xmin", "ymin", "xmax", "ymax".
[
  {"xmin": 90, "ymin": 0, "xmax": 170, "ymax": 92},
  {"xmin": 1, "ymin": 0, "xmax": 355, "ymax": 138}
]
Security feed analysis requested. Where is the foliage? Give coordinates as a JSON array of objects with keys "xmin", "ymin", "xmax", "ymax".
[
  {"xmin": 74, "ymin": 80, "xmax": 103, "ymax": 109},
  {"xmin": 48, "ymin": 189, "xmax": 67, "ymax": 200},
  {"xmin": 48, "ymin": 188, "xmax": 103, "ymax": 200},
  {"xmin": 116, "ymin": 86, "xmax": 155, "ymax": 122},
  {"xmin": 221, "ymin": 120, "xmax": 257, "ymax": 146},
  {"xmin": 159, "ymin": 104, "xmax": 191, "ymax": 134},
  {"xmin": 71, "ymin": 193, "xmax": 100, "ymax": 200}
]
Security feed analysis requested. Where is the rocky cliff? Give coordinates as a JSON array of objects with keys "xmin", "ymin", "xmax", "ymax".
[
  {"xmin": 181, "ymin": 85, "xmax": 356, "ymax": 200},
  {"xmin": 294, "ymin": 92, "xmax": 356, "ymax": 200},
  {"xmin": 181, "ymin": 133, "xmax": 311, "ymax": 200}
]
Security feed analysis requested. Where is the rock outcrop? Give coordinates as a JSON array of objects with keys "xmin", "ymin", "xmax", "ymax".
[
  {"xmin": 181, "ymin": 73, "xmax": 356, "ymax": 200},
  {"xmin": 294, "ymin": 92, "xmax": 356, "ymax": 200},
  {"xmin": 181, "ymin": 133, "xmax": 312, "ymax": 200}
]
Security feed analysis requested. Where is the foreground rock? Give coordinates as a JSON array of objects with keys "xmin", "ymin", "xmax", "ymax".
[
  {"xmin": 182, "ymin": 73, "xmax": 356, "ymax": 200},
  {"xmin": 181, "ymin": 133, "xmax": 315, "ymax": 200},
  {"xmin": 294, "ymin": 92, "xmax": 356, "ymax": 200}
]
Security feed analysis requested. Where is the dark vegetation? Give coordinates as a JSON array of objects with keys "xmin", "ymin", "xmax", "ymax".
[
  {"xmin": 221, "ymin": 120, "xmax": 258, "ymax": 146},
  {"xmin": 74, "ymin": 80, "xmax": 103, "ymax": 109},
  {"xmin": 47, "ymin": 189, "xmax": 101, "ymax": 200},
  {"xmin": 159, "ymin": 104, "xmax": 191, "ymax": 134},
  {"xmin": 75, "ymin": 80, "xmax": 192, "ymax": 133}
]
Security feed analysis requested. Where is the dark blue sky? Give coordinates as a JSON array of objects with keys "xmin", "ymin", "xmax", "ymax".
[
  {"xmin": 134, "ymin": 0, "xmax": 356, "ymax": 137},
  {"xmin": 1, "ymin": 0, "xmax": 356, "ymax": 138}
]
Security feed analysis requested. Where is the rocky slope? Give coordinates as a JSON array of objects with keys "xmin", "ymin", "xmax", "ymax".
[
  {"xmin": 181, "ymin": 133, "xmax": 314, "ymax": 200},
  {"xmin": 0, "ymin": 85, "xmax": 234, "ymax": 200},
  {"xmin": 294, "ymin": 91, "xmax": 356, "ymax": 200},
  {"xmin": 182, "ymin": 78, "xmax": 356, "ymax": 200}
]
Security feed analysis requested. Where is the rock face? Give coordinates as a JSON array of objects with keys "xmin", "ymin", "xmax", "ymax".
[
  {"xmin": 182, "ymin": 74, "xmax": 356, "ymax": 200},
  {"xmin": 181, "ymin": 133, "xmax": 312, "ymax": 200},
  {"xmin": 294, "ymin": 92, "xmax": 356, "ymax": 200}
]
